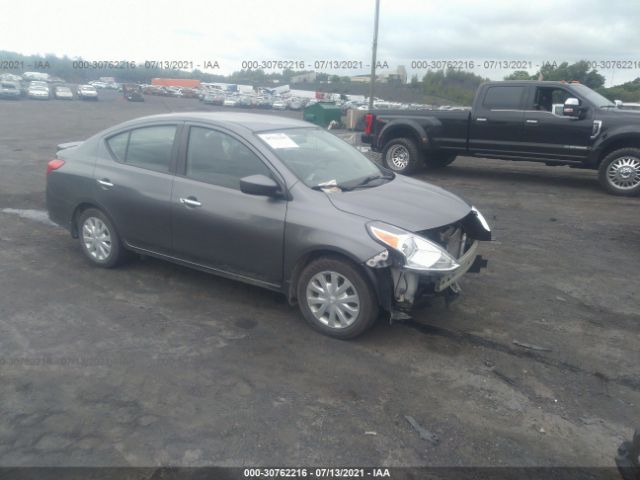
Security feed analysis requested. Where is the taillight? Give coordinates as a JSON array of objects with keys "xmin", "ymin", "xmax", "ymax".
[
  {"xmin": 47, "ymin": 159, "xmax": 65, "ymax": 175},
  {"xmin": 364, "ymin": 113, "xmax": 375, "ymax": 135}
]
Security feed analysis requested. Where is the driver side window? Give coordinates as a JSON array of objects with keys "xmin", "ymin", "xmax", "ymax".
[
  {"xmin": 533, "ymin": 87, "xmax": 572, "ymax": 114},
  {"xmin": 186, "ymin": 127, "xmax": 272, "ymax": 190}
]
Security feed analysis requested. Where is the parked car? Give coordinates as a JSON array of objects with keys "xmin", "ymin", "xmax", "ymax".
[
  {"xmin": 54, "ymin": 86, "xmax": 74, "ymax": 100},
  {"xmin": 256, "ymin": 97, "xmax": 273, "ymax": 109},
  {"xmin": 163, "ymin": 87, "xmax": 182, "ymax": 97},
  {"xmin": 142, "ymin": 85, "xmax": 161, "ymax": 95},
  {"xmin": 180, "ymin": 88, "xmax": 199, "ymax": 99},
  {"xmin": 238, "ymin": 96, "xmax": 254, "ymax": 108},
  {"xmin": 77, "ymin": 85, "xmax": 98, "ymax": 100},
  {"xmin": 46, "ymin": 113, "xmax": 491, "ymax": 339},
  {"xmin": 29, "ymin": 80, "xmax": 49, "ymax": 89},
  {"xmin": 203, "ymin": 93, "xmax": 224, "ymax": 105},
  {"xmin": 223, "ymin": 97, "xmax": 238, "ymax": 107},
  {"xmin": 288, "ymin": 98, "xmax": 304, "ymax": 110},
  {"xmin": 27, "ymin": 85, "xmax": 50, "ymax": 100},
  {"xmin": 362, "ymin": 80, "xmax": 640, "ymax": 196},
  {"xmin": 122, "ymin": 84, "xmax": 144, "ymax": 102},
  {"xmin": 272, "ymin": 100, "xmax": 286, "ymax": 110},
  {"xmin": 0, "ymin": 81, "xmax": 21, "ymax": 99}
]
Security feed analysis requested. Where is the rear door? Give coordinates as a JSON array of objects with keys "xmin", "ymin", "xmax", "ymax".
[
  {"xmin": 468, "ymin": 85, "xmax": 527, "ymax": 156},
  {"xmin": 171, "ymin": 125, "xmax": 287, "ymax": 286},
  {"xmin": 519, "ymin": 85, "xmax": 592, "ymax": 161},
  {"xmin": 94, "ymin": 123, "xmax": 180, "ymax": 253}
]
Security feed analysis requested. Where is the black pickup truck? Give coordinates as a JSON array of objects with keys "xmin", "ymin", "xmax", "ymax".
[{"xmin": 361, "ymin": 80, "xmax": 640, "ymax": 196}]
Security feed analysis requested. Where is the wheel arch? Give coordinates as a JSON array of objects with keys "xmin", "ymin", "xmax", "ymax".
[
  {"xmin": 286, "ymin": 247, "xmax": 380, "ymax": 306},
  {"xmin": 70, "ymin": 201, "xmax": 117, "ymax": 239},
  {"xmin": 594, "ymin": 133, "xmax": 640, "ymax": 167},
  {"xmin": 378, "ymin": 120, "xmax": 428, "ymax": 151}
]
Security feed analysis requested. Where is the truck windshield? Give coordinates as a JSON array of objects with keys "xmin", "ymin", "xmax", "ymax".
[
  {"xmin": 571, "ymin": 84, "xmax": 615, "ymax": 108},
  {"xmin": 257, "ymin": 128, "xmax": 386, "ymax": 190}
]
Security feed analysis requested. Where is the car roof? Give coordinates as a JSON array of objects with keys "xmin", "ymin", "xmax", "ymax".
[{"xmin": 115, "ymin": 112, "xmax": 313, "ymax": 133}]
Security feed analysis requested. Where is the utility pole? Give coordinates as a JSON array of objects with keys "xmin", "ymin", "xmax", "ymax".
[{"xmin": 368, "ymin": 0, "xmax": 380, "ymax": 112}]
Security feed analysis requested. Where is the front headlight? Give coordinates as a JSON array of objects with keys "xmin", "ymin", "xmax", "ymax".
[{"xmin": 367, "ymin": 221, "xmax": 459, "ymax": 272}]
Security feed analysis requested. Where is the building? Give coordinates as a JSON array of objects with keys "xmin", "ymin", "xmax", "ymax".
[
  {"xmin": 350, "ymin": 66, "xmax": 407, "ymax": 85},
  {"xmin": 291, "ymin": 72, "xmax": 317, "ymax": 83}
]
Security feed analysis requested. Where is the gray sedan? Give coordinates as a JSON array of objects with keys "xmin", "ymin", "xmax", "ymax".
[{"xmin": 46, "ymin": 113, "xmax": 491, "ymax": 339}]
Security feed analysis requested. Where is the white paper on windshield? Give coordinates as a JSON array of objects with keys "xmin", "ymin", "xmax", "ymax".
[{"xmin": 258, "ymin": 133, "xmax": 299, "ymax": 149}]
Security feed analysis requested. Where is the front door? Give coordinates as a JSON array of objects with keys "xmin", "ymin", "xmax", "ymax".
[
  {"xmin": 520, "ymin": 85, "xmax": 593, "ymax": 161},
  {"xmin": 171, "ymin": 125, "xmax": 287, "ymax": 286}
]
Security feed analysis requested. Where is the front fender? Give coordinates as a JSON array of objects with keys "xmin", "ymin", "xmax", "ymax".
[{"xmin": 588, "ymin": 127, "xmax": 640, "ymax": 167}]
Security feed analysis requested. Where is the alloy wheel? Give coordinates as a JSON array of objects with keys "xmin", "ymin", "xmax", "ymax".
[{"xmin": 607, "ymin": 156, "xmax": 640, "ymax": 190}]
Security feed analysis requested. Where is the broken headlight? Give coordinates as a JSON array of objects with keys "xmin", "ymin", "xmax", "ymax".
[{"xmin": 367, "ymin": 221, "xmax": 459, "ymax": 272}]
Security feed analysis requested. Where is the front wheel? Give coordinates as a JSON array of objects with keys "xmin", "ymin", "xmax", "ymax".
[
  {"xmin": 297, "ymin": 257, "xmax": 379, "ymax": 339},
  {"xmin": 598, "ymin": 148, "xmax": 640, "ymax": 196},
  {"xmin": 382, "ymin": 138, "xmax": 421, "ymax": 175}
]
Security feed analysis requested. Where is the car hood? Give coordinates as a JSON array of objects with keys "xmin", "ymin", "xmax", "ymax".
[{"xmin": 326, "ymin": 175, "xmax": 471, "ymax": 232}]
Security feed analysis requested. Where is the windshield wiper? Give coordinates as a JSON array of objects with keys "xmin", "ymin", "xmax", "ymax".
[{"xmin": 349, "ymin": 173, "xmax": 393, "ymax": 189}]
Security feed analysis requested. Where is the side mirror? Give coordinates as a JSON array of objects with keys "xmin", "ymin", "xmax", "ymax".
[
  {"xmin": 563, "ymin": 98, "xmax": 583, "ymax": 118},
  {"xmin": 614, "ymin": 99, "xmax": 623, "ymax": 108},
  {"xmin": 239, "ymin": 174, "xmax": 281, "ymax": 197}
]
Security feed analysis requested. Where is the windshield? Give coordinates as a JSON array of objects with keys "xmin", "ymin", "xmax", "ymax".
[
  {"xmin": 571, "ymin": 84, "xmax": 614, "ymax": 108},
  {"xmin": 257, "ymin": 128, "xmax": 384, "ymax": 189}
]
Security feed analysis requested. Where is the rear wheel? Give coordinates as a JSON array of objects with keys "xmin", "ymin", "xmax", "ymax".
[
  {"xmin": 424, "ymin": 152, "xmax": 457, "ymax": 169},
  {"xmin": 598, "ymin": 148, "xmax": 640, "ymax": 196},
  {"xmin": 297, "ymin": 257, "xmax": 379, "ymax": 339},
  {"xmin": 382, "ymin": 137, "xmax": 421, "ymax": 175},
  {"xmin": 78, "ymin": 208, "xmax": 124, "ymax": 268}
]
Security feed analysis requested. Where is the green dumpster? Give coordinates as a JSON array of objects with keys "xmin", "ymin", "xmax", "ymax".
[{"xmin": 303, "ymin": 102, "xmax": 342, "ymax": 128}]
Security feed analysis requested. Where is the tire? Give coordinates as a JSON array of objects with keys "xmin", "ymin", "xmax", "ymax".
[
  {"xmin": 424, "ymin": 152, "xmax": 457, "ymax": 170},
  {"xmin": 598, "ymin": 148, "xmax": 640, "ymax": 196},
  {"xmin": 382, "ymin": 137, "xmax": 421, "ymax": 175},
  {"xmin": 296, "ymin": 256, "xmax": 379, "ymax": 340},
  {"xmin": 77, "ymin": 208, "xmax": 124, "ymax": 268}
]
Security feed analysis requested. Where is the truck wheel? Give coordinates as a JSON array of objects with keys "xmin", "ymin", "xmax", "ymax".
[
  {"xmin": 296, "ymin": 256, "xmax": 379, "ymax": 340},
  {"xmin": 382, "ymin": 138, "xmax": 421, "ymax": 174},
  {"xmin": 424, "ymin": 152, "xmax": 457, "ymax": 170},
  {"xmin": 598, "ymin": 148, "xmax": 640, "ymax": 196}
]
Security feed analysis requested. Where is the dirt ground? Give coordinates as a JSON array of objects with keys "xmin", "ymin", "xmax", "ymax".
[{"xmin": 0, "ymin": 90, "xmax": 638, "ymax": 470}]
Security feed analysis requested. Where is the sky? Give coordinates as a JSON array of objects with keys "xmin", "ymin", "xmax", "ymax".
[{"xmin": 1, "ymin": 0, "xmax": 639, "ymax": 86}]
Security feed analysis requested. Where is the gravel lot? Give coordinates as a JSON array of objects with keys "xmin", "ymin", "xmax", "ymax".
[{"xmin": 0, "ymin": 90, "xmax": 638, "ymax": 469}]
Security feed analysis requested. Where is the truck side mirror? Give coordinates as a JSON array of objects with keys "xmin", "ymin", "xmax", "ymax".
[{"xmin": 563, "ymin": 98, "xmax": 583, "ymax": 118}]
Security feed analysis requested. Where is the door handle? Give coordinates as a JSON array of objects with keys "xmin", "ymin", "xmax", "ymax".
[
  {"xmin": 179, "ymin": 197, "xmax": 202, "ymax": 208},
  {"xmin": 525, "ymin": 119, "xmax": 539, "ymax": 125},
  {"xmin": 97, "ymin": 178, "xmax": 114, "ymax": 188},
  {"xmin": 476, "ymin": 117, "xmax": 487, "ymax": 122}
]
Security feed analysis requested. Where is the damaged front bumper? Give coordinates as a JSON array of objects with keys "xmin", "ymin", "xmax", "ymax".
[
  {"xmin": 386, "ymin": 240, "xmax": 487, "ymax": 320},
  {"xmin": 366, "ymin": 210, "xmax": 491, "ymax": 321}
]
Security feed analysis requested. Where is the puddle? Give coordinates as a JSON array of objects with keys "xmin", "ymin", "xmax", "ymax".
[{"xmin": 1, "ymin": 208, "xmax": 57, "ymax": 227}]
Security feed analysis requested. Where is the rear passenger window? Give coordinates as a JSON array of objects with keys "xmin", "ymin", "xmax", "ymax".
[
  {"xmin": 186, "ymin": 127, "xmax": 271, "ymax": 190},
  {"xmin": 106, "ymin": 132, "xmax": 129, "ymax": 161},
  {"xmin": 107, "ymin": 126, "xmax": 177, "ymax": 173},
  {"xmin": 482, "ymin": 86, "xmax": 525, "ymax": 109}
]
